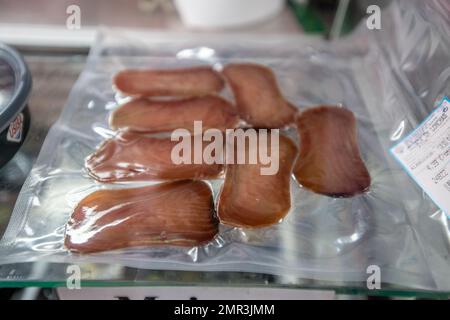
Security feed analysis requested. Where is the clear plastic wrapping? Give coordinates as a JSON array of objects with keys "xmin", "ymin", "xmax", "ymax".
[{"xmin": 0, "ymin": 0, "xmax": 449, "ymax": 291}]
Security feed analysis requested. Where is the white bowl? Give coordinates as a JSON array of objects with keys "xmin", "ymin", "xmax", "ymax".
[{"xmin": 174, "ymin": 0, "xmax": 285, "ymax": 29}]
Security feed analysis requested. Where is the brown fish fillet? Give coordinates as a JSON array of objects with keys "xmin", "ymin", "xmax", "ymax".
[
  {"xmin": 110, "ymin": 95, "xmax": 239, "ymax": 133},
  {"xmin": 64, "ymin": 180, "xmax": 218, "ymax": 253},
  {"xmin": 218, "ymin": 132, "xmax": 298, "ymax": 228},
  {"xmin": 222, "ymin": 63, "xmax": 297, "ymax": 128},
  {"xmin": 85, "ymin": 131, "xmax": 223, "ymax": 182},
  {"xmin": 113, "ymin": 67, "xmax": 224, "ymax": 97},
  {"xmin": 293, "ymin": 106, "xmax": 371, "ymax": 197}
]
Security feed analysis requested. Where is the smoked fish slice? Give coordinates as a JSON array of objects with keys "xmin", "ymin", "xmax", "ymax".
[
  {"xmin": 64, "ymin": 180, "xmax": 218, "ymax": 253},
  {"xmin": 109, "ymin": 95, "xmax": 239, "ymax": 133},
  {"xmin": 113, "ymin": 67, "xmax": 224, "ymax": 97},
  {"xmin": 222, "ymin": 63, "xmax": 297, "ymax": 128},
  {"xmin": 218, "ymin": 132, "xmax": 298, "ymax": 228},
  {"xmin": 293, "ymin": 106, "xmax": 371, "ymax": 197},
  {"xmin": 85, "ymin": 131, "xmax": 223, "ymax": 183}
]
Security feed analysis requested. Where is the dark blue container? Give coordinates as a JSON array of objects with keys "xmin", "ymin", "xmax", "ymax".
[{"xmin": 0, "ymin": 43, "xmax": 32, "ymax": 167}]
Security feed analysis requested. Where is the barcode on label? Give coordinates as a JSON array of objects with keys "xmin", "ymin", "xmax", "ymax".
[{"xmin": 446, "ymin": 180, "xmax": 450, "ymax": 192}]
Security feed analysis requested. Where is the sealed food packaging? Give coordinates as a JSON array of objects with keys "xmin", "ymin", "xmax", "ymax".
[{"xmin": 0, "ymin": 0, "xmax": 449, "ymax": 291}]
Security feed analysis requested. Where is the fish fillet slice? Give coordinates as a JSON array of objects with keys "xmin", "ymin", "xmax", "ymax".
[
  {"xmin": 222, "ymin": 63, "xmax": 297, "ymax": 128},
  {"xmin": 293, "ymin": 106, "xmax": 371, "ymax": 197},
  {"xmin": 109, "ymin": 95, "xmax": 239, "ymax": 133},
  {"xmin": 113, "ymin": 67, "xmax": 224, "ymax": 97},
  {"xmin": 218, "ymin": 132, "xmax": 298, "ymax": 228},
  {"xmin": 85, "ymin": 131, "xmax": 223, "ymax": 183},
  {"xmin": 65, "ymin": 180, "xmax": 218, "ymax": 253}
]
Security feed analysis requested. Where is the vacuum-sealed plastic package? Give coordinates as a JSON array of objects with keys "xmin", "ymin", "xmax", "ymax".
[{"xmin": 0, "ymin": 0, "xmax": 449, "ymax": 291}]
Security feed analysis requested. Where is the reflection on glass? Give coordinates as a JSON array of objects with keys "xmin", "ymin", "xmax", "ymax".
[{"xmin": 0, "ymin": 61, "xmax": 14, "ymax": 113}]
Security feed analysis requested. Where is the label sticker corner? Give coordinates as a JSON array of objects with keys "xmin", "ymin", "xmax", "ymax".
[{"xmin": 391, "ymin": 96, "xmax": 450, "ymax": 215}]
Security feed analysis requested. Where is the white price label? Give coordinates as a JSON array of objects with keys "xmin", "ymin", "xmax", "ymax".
[{"xmin": 391, "ymin": 96, "xmax": 450, "ymax": 216}]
